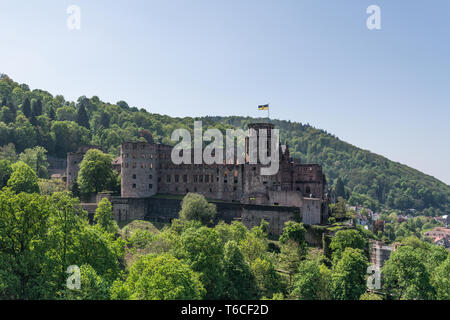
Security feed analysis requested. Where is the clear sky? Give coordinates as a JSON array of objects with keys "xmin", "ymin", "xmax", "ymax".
[{"xmin": 0, "ymin": 0, "xmax": 449, "ymax": 184}]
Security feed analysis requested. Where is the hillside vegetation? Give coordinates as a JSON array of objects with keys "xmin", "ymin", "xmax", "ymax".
[{"xmin": 0, "ymin": 74, "xmax": 448, "ymax": 215}]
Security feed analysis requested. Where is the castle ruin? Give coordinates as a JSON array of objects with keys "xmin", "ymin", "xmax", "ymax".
[{"xmin": 65, "ymin": 123, "xmax": 330, "ymax": 234}]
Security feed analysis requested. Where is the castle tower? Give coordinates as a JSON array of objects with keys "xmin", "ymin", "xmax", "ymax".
[
  {"xmin": 120, "ymin": 142, "xmax": 158, "ymax": 198},
  {"xmin": 66, "ymin": 145, "xmax": 103, "ymax": 189},
  {"xmin": 245, "ymin": 123, "xmax": 275, "ymax": 164}
]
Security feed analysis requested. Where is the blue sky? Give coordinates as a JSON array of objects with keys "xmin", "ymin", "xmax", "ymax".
[{"xmin": 0, "ymin": 0, "xmax": 449, "ymax": 184}]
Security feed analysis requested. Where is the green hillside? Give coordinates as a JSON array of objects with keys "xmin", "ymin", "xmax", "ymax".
[{"xmin": 0, "ymin": 74, "xmax": 448, "ymax": 215}]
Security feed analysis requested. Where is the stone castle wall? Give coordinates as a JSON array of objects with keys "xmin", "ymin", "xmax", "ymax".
[{"xmin": 111, "ymin": 196, "xmax": 300, "ymax": 236}]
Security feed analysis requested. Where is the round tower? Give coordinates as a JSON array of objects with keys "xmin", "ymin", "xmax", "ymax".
[{"xmin": 245, "ymin": 123, "xmax": 275, "ymax": 164}]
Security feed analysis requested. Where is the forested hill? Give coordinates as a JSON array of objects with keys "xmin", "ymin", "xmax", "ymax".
[{"xmin": 0, "ymin": 74, "xmax": 448, "ymax": 215}]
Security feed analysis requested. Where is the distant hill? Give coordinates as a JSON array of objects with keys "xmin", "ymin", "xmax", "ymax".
[{"xmin": 0, "ymin": 74, "xmax": 448, "ymax": 215}]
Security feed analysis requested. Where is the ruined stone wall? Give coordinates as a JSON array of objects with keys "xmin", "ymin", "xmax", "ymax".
[
  {"xmin": 120, "ymin": 142, "xmax": 158, "ymax": 198},
  {"xmin": 66, "ymin": 152, "xmax": 84, "ymax": 188},
  {"xmin": 112, "ymin": 196, "xmax": 300, "ymax": 236},
  {"xmin": 302, "ymin": 198, "xmax": 322, "ymax": 225},
  {"xmin": 241, "ymin": 205, "xmax": 299, "ymax": 235},
  {"xmin": 111, "ymin": 197, "xmax": 149, "ymax": 222},
  {"xmin": 370, "ymin": 240, "xmax": 393, "ymax": 269},
  {"xmin": 292, "ymin": 164, "xmax": 325, "ymax": 198}
]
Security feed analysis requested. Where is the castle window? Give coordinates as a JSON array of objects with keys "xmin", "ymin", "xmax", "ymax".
[
  {"xmin": 132, "ymin": 184, "xmax": 136, "ymax": 188},
  {"xmin": 183, "ymin": 175, "xmax": 187, "ymax": 182},
  {"xmin": 205, "ymin": 175, "xmax": 209, "ymax": 183},
  {"xmin": 167, "ymin": 175, "xmax": 171, "ymax": 182},
  {"xmin": 132, "ymin": 174, "xmax": 136, "ymax": 179},
  {"xmin": 209, "ymin": 188, "xmax": 213, "ymax": 193},
  {"xmin": 158, "ymin": 177, "xmax": 161, "ymax": 182},
  {"xmin": 234, "ymin": 179, "xmax": 238, "ymax": 184},
  {"xmin": 149, "ymin": 184, "xmax": 153, "ymax": 189},
  {"xmin": 150, "ymin": 163, "xmax": 153, "ymax": 169},
  {"xmin": 233, "ymin": 186, "xmax": 237, "ymax": 191},
  {"xmin": 125, "ymin": 163, "xmax": 129, "ymax": 168},
  {"xmin": 132, "ymin": 163, "xmax": 137, "ymax": 168},
  {"xmin": 194, "ymin": 187, "xmax": 197, "ymax": 192},
  {"xmin": 132, "ymin": 154, "xmax": 136, "ymax": 159},
  {"xmin": 193, "ymin": 175, "xmax": 198, "ymax": 183},
  {"xmin": 306, "ymin": 186, "xmax": 311, "ymax": 194},
  {"xmin": 150, "ymin": 154, "xmax": 153, "ymax": 159},
  {"xmin": 234, "ymin": 170, "xmax": 238, "ymax": 177},
  {"xmin": 199, "ymin": 175, "xmax": 203, "ymax": 183},
  {"xmin": 141, "ymin": 163, "xmax": 145, "ymax": 168},
  {"xmin": 175, "ymin": 175, "xmax": 179, "ymax": 182}
]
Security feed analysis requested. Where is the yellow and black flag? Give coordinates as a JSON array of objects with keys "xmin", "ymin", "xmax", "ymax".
[{"xmin": 258, "ymin": 104, "xmax": 269, "ymax": 111}]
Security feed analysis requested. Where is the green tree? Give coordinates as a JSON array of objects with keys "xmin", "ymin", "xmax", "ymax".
[
  {"xmin": 119, "ymin": 254, "xmax": 205, "ymax": 300},
  {"xmin": 56, "ymin": 106, "xmax": 77, "ymax": 122},
  {"xmin": 179, "ymin": 193, "xmax": 216, "ymax": 225},
  {"xmin": 334, "ymin": 178, "xmax": 346, "ymax": 199},
  {"xmin": 51, "ymin": 121, "xmax": 90, "ymax": 157},
  {"xmin": 19, "ymin": 146, "xmax": 49, "ymax": 178},
  {"xmin": 382, "ymin": 245, "xmax": 434, "ymax": 300},
  {"xmin": 279, "ymin": 221, "xmax": 307, "ymax": 247},
  {"xmin": 292, "ymin": 260, "xmax": 329, "ymax": 300},
  {"xmin": 431, "ymin": 255, "xmax": 450, "ymax": 300},
  {"xmin": 222, "ymin": 241, "xmax": 258, "ymax": 299},
  {"xmin": 13, "ymin": 114, "xmax": 37, "ymax": 152},
  {"xmin": 21, "ymin": 97, "xmax": 31, "ymax": 118},
  {"xmin": 78, "ymin": 149, "xmax": 114, "ymax": 194},
  {"xmin": 7, "ymin": 161, "xmax": 39, "ymax": 194},
  {"xmin": 44, "ymin": 192, "xmax": 87, "ymax": 291},
  {"xmin": 331, "ymin": 197, "xmax": 348, "ymax": 219},
  {"xmin": 179, "ymin": 227, "xmax": 225, "ymax": 299},
  {"xmin": 62, "ymin": 265, "xmax": 111, "ymax": 300},
  {"xmin": 0, "ymin": 143, "xmax": 17, "ymax": 163},
  {"xmin": 0, "ymin": 189, "xmax": 51, "ymax": 299},
  {"xmin": 0, "ymin": 159, "xmax": 12, "ymax": 189},
  {"xmin": 329, "ymin": 229, "xmax": 369, "ymax": 262},
  {"xmin": 250, "ymin": 257, "xmax": 283, "ymax": 299},
  {"xmin": 94, "ymin": 198, "xmax": 119, "ymax": 234},
  {"xmin": 77, "ymin": 104, "xmax": 90, "ymax": 129},
  {"xmin": 31, "ymin": 99, "xmax": 42, "ymax": 117},
  {"xmin": 331, "ymin": 248, "xmax": 368, "ymax": 300}
]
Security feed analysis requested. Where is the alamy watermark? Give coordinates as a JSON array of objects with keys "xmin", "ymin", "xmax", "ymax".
[
  {"xmin": 171, "ymin": 121, "xmax": 280, "ymax": 176},
  {"xmin": 367, "ymin": 5, "xmax": 381, "ymax": 30},
  {"xmin": 67, "ymin": 5, "xmax": 81, "ymax": 30},
  {"xmin": 66, "ymin": 265, "xmax": 81, "ymax": 290},
  {"xmin": 367, "ymin": 265, "xmax": 382, "ymax": 290}
]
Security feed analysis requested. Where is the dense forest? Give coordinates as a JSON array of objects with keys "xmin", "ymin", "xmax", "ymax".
[{"xmin": 0, "ymin": 74, "xmax": 448, "ymax": 216}]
